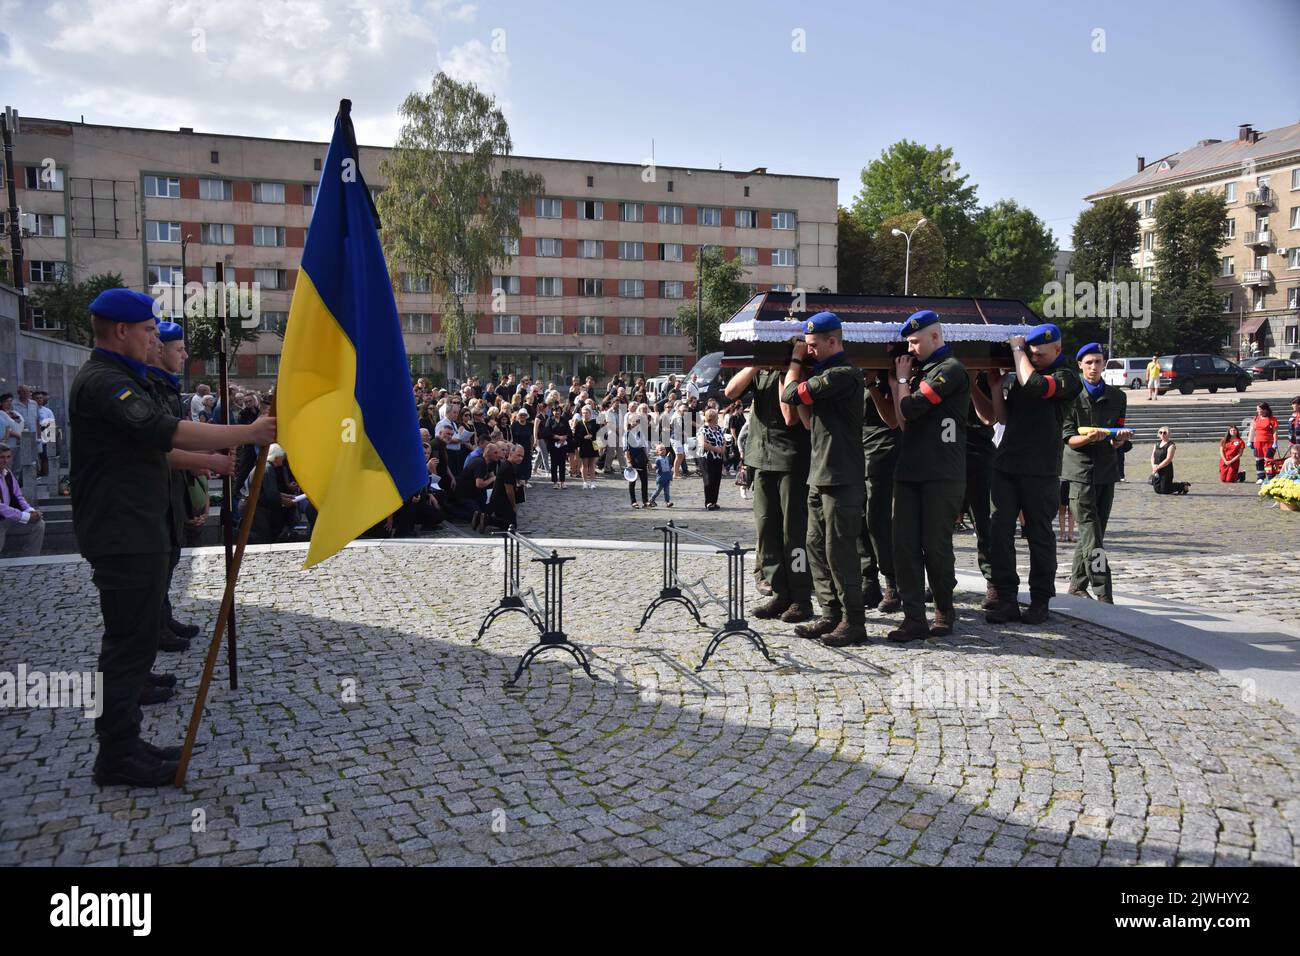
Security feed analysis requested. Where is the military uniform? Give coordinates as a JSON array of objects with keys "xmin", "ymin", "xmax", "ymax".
[
  {"xmin": 988, "ymin": 326, "xmax": 1082, "ymax": 617},
  {"xmin": 746, "ymin": 368, "xmax": 813, "ymax": 610},
  {"xmin": 892, "ymin": 335, "xmax": 969, "ymax": 636},
  {"xmin": 71, "ymin": 348, "xmax": 180, "ymax": 763},
  {"xmin": 859, "ymin": 375, "xmax": 899, "ymax": 607},
  {"xmin": 1062, "ymin": 347, "xmax": 1128, "ymax": 602},
  {"xmin": 782, "ymin": 318, "xmax": 865, "ymax": 631},
  {"xmin": 966, "ymin": 372, "xmax": 996, "ymax": 603},
  {"xmin": 146, "ymin": 360, "xmax": 193, "ymax": 648}
]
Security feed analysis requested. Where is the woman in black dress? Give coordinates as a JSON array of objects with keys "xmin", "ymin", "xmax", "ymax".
[
  {"xmin": 575, "ymin": 405, "xmax": 600, "ymax": 489},
  {"xmin": 1150, "ymin": 428, "xmax": 1187, "ymax": 494},
  {"xmin": 546, "ymin": 402, "xmax": 572, "ymax": 489},
  {"xmin": 510, "ymin": 409, "xmax": 534, "ymax": 486}
]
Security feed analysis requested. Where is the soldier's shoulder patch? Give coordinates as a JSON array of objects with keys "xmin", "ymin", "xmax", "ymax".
[
  {"xmin": 934, "ymin": 374, "xmax": 946, "ymax": 386},
  {"xmin": 115, "ymin": 387, "xmax": 134, "ymax": 401}
]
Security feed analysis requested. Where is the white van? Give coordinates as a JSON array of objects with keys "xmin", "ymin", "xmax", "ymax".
[{"xmin": 1103, "ymin": 357, "xmax": 1150, "ymax": 389}]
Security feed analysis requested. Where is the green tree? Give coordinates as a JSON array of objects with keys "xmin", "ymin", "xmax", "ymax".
[
  {"xmin": 184, "ymin": 284, "xmax": 262, "ymax": 367},
  {"xmin": 971, "ymin": 199, "xmax": 1057, "ymax": 304},
  {"xmin": 836, "ymin": 207, "xmax": 878, "ymax": 294},
  {"xmin": 1071, "ymin": 195, "xmax": 1140, "ymax": 287},
  {"xmin": 674, "ymin": 247, "xmax": 750, "ymax": 356},
  {"xmin": 1152, "ymin": 189, "xmax": 1228, "ymax": 353},
  {"xmin": 377, "ymin": 72, "xmax": 545, "ymax": 381},
  {"xmin": 29, "ymin": 272, "xmax": 125, "ymax": 345},
  {"xmin": 873, "ymin": 212, "xmax": 945, "ymax": 296},
  {"xmin": 850, "ymin": 140, "xmax": 979, "ymax": 294}
]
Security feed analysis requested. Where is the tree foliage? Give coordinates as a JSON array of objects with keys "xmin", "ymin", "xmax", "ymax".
[
  {"xmin": 971, "ymin": 199, "xmax": 1057, "ymax": 303},
  {"xmin": 29, "ymin": 272, "xmax": 124, "ymax": 346},
  {"xmin": 674, "ymin": 247, "xmax": 751, "ymax": 356},
  {"xmin": 377, "ymin": 72, "xmax": 544, "ymax": 378},
  {"xmin": 1070, "ymin": 195, "xmax": 1140, "ymax": 286},
  {"xmin": 1152, "ymin": 189, "xmax": 1228, "ymax": 353},
  {"xmin": 872, "ymin": 212, "xmax": 945, "ymax": 296}
]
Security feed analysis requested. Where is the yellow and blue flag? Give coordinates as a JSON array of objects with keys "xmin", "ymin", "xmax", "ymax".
[{"xmin": 278, "ymin": 100, "xmax": 425, "ymax": 568}]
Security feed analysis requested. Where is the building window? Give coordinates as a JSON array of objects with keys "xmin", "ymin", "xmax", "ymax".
[
  {"xmin": 492, "ymin": 275, "xmax": 520, "ymax": 295},
  {"xmin": 493, "ymin": 314, "xmax": 520, "ymax": 334},
  {"xmin": 253, "ymin": 182, "xmax": 285, "ymax": 203},
  {"xmin": 620, "ymin": 317, "xmax": 644, "ymax": 336},
  {"xmin": 144, "ymin": 175, "xmax": 181, "ymax": 198},
  {"xmin": 259, "ymin": 311, "xmax": 287, "ymax": 334},
  {"xmin": 1286, "ymin": 322, "xmax": 1298, "ymax": 344},
  {"xmin": 579, "ymin": 278, "xmax": 604, "ymax": 297},
  {"xmin": 619, "ymin": 201, "xmax": 644, "ymax": 223},
  {"xmin": 769, "ymin": 283, "xmax": 790, "ymax": 292},
  {"xmin": 30, "ymin": 261, "xmax": 68, "ymax": 283},
  {"xmin": 253, "ymin": 225, "xmax": 286, "ymax": 247},
  {"xmin": 254, "ymin": 268, "xmax": 288, "ymax": 290},
  {"xmin": 1293, "ymin": 169, "xmax": 1300, "ymax": 191},
  {"xmin": 147, "ymin": 264, "xmax": 183, "ymax": 285},
  {"xmin": 256, "ymin": 354, "xmax": 280, "ymax": 376},
  {"xmin": 1221, "ymin": 256, "xmax": 1235, "ymax": 277},
  {"xmin": 202, "ymin": 357, "xmax": 218, "ymax": 375},
  {"xmin": 538, "ymin": 315, "xmax": 563, "ymax": 335},
  {"xmin": 1224, "ymin": 218, "xmax": 1235, "ymax": 239},
  {"xmin": 659, "ymin": 280, "xmax": 684, "ymax": 299},
  {"xmin": 618, "ymin": 241, "xmax": 644, "ymax": 261},
  {"xmin": 402, "ymin": 313, "xmax": 433, "ymax": 333},
  {"xmin": 501, "ymin": 236, "xmax": 520, "ymax": 256},
  {"xmin": 618, "ymin": 279, "xmax": 644, "ymax": 298},
  {"xmin": 1142, "ymin": 267, "xmax": 1154, "ymax": 280},
  {"xmin": 198, "ymin": 177, "xmax": 232, "ymax": 201},
  {"xmin": 698, "ymin": 206, "xmax": 722, "ymax": 227},
  {"xmin": 659, "ymin": 317, "xmax": 681, "ymax": 336},
  {"xmin": 1289, "ymin": 288, "xmax": 1300, "ymax": 310},
  {"xmin": 1225, "ymin": 182, "xmax": 1237, "ymax": 203},
  {"xmin": 1289, "ymin": 248, "xmax": 1300, "ymax": 269},
  {"xmin": 667, "ymin": 180, "xmax": 674, "ymax": 192},
  {"xmin": 536, "ymin": 237, "xmax": 562, "ymax": 257},
  {"xmin": 31, "ymin": 308, "xmax": 63, "ymax": 332},
  {"xmin": 24, "ymin": 166, "xmax": 65, "ymax": 191},
  {"xmin": 1144, "ymin": 199, "xmax": 1154, "ymax": 217},
  {"xmin": 772, "ymin": 248, "xmax": 797, "ymax": 267},
  {"xmin": 1290, "ymin": 206, "xmax": 1300, "ymax": 230},
  {"xmin": 738, "ymin": 246, "xmax": 758, "ymax": 265},
  {"xmin": 620, "ymin": 355, "xmax": 645, "ymax": 375},
  {"xmin": 578, "ymin": 239, "xmax": 602, "ymax": 259},
  {"xmin": 145, "ymin": 220, "xmax": 182, "ymax": 243},
  {"xmin": 201, "ymin": 265, "xmax": 235, "ymax": 284},
  {"xmin": 1256, "ymin": 253, "xmax": 1268, "ymax": 270},
  {"xmin": 537, "ymin": 277, "xmax": 562, "ymax": 296},
  {"xmin": 409, "ymin": 353, "xmax": 434, "ymax": 375},
  {"xmin": 1254, "ymin": 291, "xmax": 1266, "ymax": 311},
  {"xmin": 660, "ymin": 243, "xmax": 683, "ymax": 262},
  {"xmin": 735, "ymin": 209, "xmax": 757, "ymax": 229},
  {"xmin": 658, "ymin": 354, "xmax": 684, "ymax": 374},
  {"xmin": 772, "ymin": 210, "xmax": 796, "ymax": 230},
  {"xmin": 1221, "ymin": 293, "xmax": 1233, "ymax": 313},
  {"xmin": 578, "ymin": 200, "xmax": 603, "ymax": 220},
  {"xmin": 658, "ymin": 204, "xmax": 682, "ymax": 225},
  {"xmin": 399, "ymin": 273, "xmax": 431, "ymax": 293},
  {"xmin": 25, "ymin": 213, "xmax": 66, "ymax": 237},
  {"xmin": 449, "ymin": 274, "xmax": 472, "ymax": 295},
  {"xmin": 1143, "ymin": 232, "xmax": 1154, "ymax": 251},
  {"xmin": 200, "ymin": 222, "xmax": 234, "ymax": 245},
  {"xmin": 210, "ymin": 150, "xmax": 219, "ymax": 164},
  {"xmin": 303, "ymin": 184, "xmax": 317, "ymax": 206},
  {"xmin": 535, "ymin": 197, "xmax": 561, "ymax": 218},
  {"xmin": 578, "ymin": 316, "xmax": 603, "ymax": 335},
  {"xmin": 586, "ymin": 175, "xmax": 594, "ymax": 188}
]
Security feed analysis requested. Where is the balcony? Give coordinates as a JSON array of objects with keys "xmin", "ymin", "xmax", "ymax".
[
  {"xmin": 1240, "ymin": 269, "xmax": 1274, "ymax": 287},
  {"xmin": 1244, "ymin": 230, "xmax": 1273, "ymax": 247},
  {"xmin": 1246, "ymin": 187, "xmax": 1274, "ymax": 207}
]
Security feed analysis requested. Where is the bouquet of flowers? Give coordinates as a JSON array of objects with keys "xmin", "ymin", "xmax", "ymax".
[{"xmin": 1259, "ymin": 476, "xmax": 1300, "ymax": 511}]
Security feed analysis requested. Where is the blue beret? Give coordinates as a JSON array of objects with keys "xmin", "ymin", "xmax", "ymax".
[
  {"xmin": 1076, "ymin": 342, "xmax": 1105, "ymax": 361},
  {"xmin": 90, "ymin": 288, "xmax": 158, "ymax": 324},
  {"xmin": 804, "ymin": 311, "xmax": 841, "ymax": 334},
  {"xmin": 1025, "ymin": 323, "xmax": 1061, "ymax": 345},
  {"xmin": 157, "ymin": 320, "xmax": 184, "ymax": 343},
  {"xmin": 899, "ymin": 309, "xmax": 940, "ymax": 338}
]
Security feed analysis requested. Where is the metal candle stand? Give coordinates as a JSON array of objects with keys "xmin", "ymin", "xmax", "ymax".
[
  {"xmin": 636, "ymin": 521, "xmax": 773, "ymax": 673},
  {"xmin": 474, "ymin": 528, "xmax": 593, "ymax": 686}
]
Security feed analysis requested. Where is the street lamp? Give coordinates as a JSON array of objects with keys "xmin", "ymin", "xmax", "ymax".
[{"xmin": 890, "ymin": 217, "xmax": 927, "ymax": 296}]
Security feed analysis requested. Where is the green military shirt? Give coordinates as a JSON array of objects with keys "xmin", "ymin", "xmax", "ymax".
[
  {"xmin": 894, "ymin": 347, "xmax": 969, "ymax": 482},
  {"xmin": 70, "ymin": 350, "xmax": 180, "ymax": 560},
  {"xmin": 1061, "ymin": 382, "xmax": 1129, "ymax": 485},
  {"xmin": 147, "ymin": 367, "xmax": 189, "ymax": 549},
  {"xmin": 781, "ymin": 352, "xmax": 864, "ymax": 487},
  {"xmin": 993, "ymin": 356, "xmax": 1082, "ymax": 476},
  {"xmin": 967, "ymin": 372, "xmax": 995, "ymax": 462},
  {"xmin": 862, "ymin": 377, "xmax": 900, "ymax": 479},
  {"xmin": 744, "ymin": 368, "xmax": 810, "ymax": 473}
]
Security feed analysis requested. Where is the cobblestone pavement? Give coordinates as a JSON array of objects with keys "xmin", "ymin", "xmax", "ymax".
[
  {"xmin": 481, "ymin": 442, "xmax": 1300, "ymax": 620},
  {"xmin": 2, "ymin": 545, "xmax": 1298, "ymax": 866}
]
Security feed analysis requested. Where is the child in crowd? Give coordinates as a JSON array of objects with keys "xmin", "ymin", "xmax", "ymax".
[{"xmin": 648, "ymin": 444, "xmax": 674, "ymax": 508}]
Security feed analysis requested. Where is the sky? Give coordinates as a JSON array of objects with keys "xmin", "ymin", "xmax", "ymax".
[{"xmin": 3, "ymin": 0, "xmax": 1299, "ymax": 248}]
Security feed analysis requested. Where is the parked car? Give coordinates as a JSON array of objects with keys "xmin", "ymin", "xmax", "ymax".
[
  {"xmin": 647, "ymin": 351, "xmax": 735, "ymax": 406},
  {"xmin": 1155, "ymin": 354, "xmax": 1251, "ymax": 394},
  {"xmin": 1103, "ymin": 357, "xmax": 1151, "ymax": 389},
  {"xmin": 1242, "ymin": 357, "xmax": 1299, "ymax": 381}
]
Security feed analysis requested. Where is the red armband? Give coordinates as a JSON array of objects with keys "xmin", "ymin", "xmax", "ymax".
[
  {"xmin": 796, "ymin": 381, "xmax": 813, "ymax": 406},
  {"xmin": 918, "ymin": 380, "xmax": 942, "ymax": 405},
  {"xmin": 1040, "ymin": 375, "xmax": 1058, "ymax": 399}
]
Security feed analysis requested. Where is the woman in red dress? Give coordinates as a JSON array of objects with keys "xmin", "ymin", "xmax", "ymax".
[
  {"xmin": 1219, "ymin": 426, "xmax": 1246, "ymax": 483},
  {"xmin": 1247, "ymin": 403, "xmax": 1278, "ymax": 484}
]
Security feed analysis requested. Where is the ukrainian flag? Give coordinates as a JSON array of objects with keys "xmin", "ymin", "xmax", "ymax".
[{"xmin": 278, "ymin": 100, "xmax": 425, "ymax": 568}]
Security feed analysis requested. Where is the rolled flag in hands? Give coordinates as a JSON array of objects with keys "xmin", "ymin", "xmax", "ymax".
[{"xmin": 1078, "ymin": 426, "xmax": 1135, "ymax": 438}]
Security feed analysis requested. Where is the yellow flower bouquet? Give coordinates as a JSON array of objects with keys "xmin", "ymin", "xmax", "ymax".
[{"xmin": 1259, "ymin": 476, "xmax": 1300, "ymax": 511}]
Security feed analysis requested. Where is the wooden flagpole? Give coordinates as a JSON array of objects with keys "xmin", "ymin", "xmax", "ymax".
[
  {"xmin": 174, "ymin": 392, "xmax": 275, "ymax": 787},
  {"xmin": 216, "ymin": 260, "xmax": 239, "ymax": 690}
]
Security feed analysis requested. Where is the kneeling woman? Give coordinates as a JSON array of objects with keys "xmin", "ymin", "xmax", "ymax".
[{"xmin": 1151, "ymin": 428, "xmax": 1188, "ymax": 495}]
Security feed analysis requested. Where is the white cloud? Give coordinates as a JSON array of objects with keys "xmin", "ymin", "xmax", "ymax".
[{"xmin": 437, "ymin": 38, "xmax": 510, "ymax": 102}]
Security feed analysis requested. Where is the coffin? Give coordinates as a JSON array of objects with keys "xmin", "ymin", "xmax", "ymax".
[{"xmin": 718, "ymin": 291, "xmax": 1043, "ymax": 369}]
